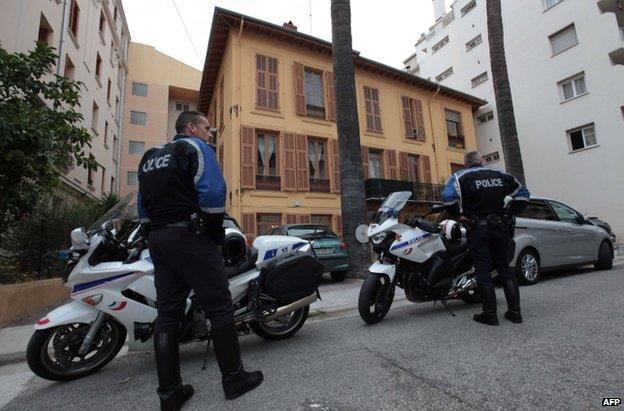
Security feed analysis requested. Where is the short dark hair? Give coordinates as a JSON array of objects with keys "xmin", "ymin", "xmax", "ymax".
[{"xmin": 175, "ymin": 110, "xmax": 207, "ymax": 134}]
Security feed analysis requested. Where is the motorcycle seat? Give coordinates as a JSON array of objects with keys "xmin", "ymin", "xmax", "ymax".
[
  {"xmin": 442, "ymin": 237, "xmax": 468, "ymax": 256},
  {"xmin": 224, "ymin": 248, "xmax": 258, "ymax": 279}
]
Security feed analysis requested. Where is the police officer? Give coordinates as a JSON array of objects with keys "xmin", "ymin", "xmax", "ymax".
[
  {"xmin": 138, "ymin": 111, "xmax": 263, "ymax": 409},
  {"xmin": 441, "ymin": 151, "xmax": 530, "ymax": 326}
]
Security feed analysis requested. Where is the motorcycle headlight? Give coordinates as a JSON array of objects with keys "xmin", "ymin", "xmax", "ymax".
[{"xmin": 371, "ymin": 232, "xmax": 387, "ymax": 246}]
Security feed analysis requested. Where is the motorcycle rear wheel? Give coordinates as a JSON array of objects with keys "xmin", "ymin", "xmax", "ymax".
[
  {"xmin": 358, "ymin": 273, "xmax": 395, "ymax": 324},
  {"xmin": 27, "ymin": 319, "xmax": 126, "ymax": 382},
  {"xmin": 250, "ymin": 306, "xmax": 309, "ymax": 340}
]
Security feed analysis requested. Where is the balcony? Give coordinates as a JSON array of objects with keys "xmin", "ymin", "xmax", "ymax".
[
  {"xmin": 597, "ymin": 0, "xmax": 624, "ymax": 27},
  {"xmin": 255, "ymin": 175, "xmax": 281, "ymax": 191},
  {"xmin": 309, "ymin": 178, "xmax": 330, "ymax": 193},
  {"xmin": 364, "ymin": 178, "xmax": 443, "ymax": 203},
  {"xmin": 447, "ymin": 134, "xmax": 466, "ymax": 149}
]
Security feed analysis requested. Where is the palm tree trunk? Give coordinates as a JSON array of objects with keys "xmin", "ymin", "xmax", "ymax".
[
  {"xmin": 331, "ymin": 0, "xmax": 369, "ymax": 278},
  {"xmin": 486, "ymin": 0, "xmax": 526, "ymax": 184}
]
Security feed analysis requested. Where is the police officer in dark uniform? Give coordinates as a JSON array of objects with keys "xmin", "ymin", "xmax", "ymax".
[
  {"xmin": 441, "ymin": 151, "xmax": 530, "ymax": 326},
  {"xmin": 138, "ymin": 111, "xmax": 263, "ymax": 410}
]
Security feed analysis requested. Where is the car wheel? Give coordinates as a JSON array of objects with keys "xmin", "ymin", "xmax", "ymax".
[
  {"xmin": 330, "ymin": 271, "xmax": 347, "ymax": 282},
  {"xmin": 594, "ymin": 241, "xmax": 613, "ymax": 271},
  {"xmin": 516, "ymin": 249, "xmax": 540, "ymax": 285}
]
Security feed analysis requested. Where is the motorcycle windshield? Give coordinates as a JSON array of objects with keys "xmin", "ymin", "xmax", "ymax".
[
  {"xmin": 87, "ymin": 192, "xmax": 137, "ymax": 233},
  {"xmin": 371, "ymin": 191, "xmax": 412, "ymax": 225}
]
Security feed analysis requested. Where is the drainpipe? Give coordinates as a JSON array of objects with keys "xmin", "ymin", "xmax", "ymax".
[
  {"xmin": 236, "ymin": 18, "xmax": 245, "ymax": 221},
  {"xmin": 56, "ymin": 0, "xmax": 69, "ymax": 75},
  {"xmin": 427, "ymin": 85, "xmax": 442, "ymax": 183}
]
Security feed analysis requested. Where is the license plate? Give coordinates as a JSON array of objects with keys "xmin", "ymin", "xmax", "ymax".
[{"xmin": 316, "ymin": 248, "xmax": 333, "ymax": 255}]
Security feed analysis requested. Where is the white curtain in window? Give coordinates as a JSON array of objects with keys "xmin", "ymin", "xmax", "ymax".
[
  {"xmin": 267, "ymin": 135, "xmax": 276, "ymax": 174},
  {"xmin": 258, "ymin": 135, "xmax": 265, "ymax": 173}
]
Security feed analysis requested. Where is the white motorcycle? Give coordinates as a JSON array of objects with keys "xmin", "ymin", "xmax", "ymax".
[
  {"xmin": 355, "ymin": 191, "xmax": 480, "ymax": 324},
  {"xmin": 27, "ymin": 194, "xmax": 324, "ymax": 381}
]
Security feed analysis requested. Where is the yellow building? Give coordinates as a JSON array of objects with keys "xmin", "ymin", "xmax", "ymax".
[{"xmin": 198, "ymin": 8, "xmax": 485, "ymax": 240}]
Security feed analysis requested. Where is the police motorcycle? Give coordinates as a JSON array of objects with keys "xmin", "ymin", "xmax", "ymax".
[
  {"xmin": 355, "ymin": 191, "xmax": 480, "ymax": 324},
  {"xmin": 27, "ymin": 193, "xmax": 324, "ymax": 381}
]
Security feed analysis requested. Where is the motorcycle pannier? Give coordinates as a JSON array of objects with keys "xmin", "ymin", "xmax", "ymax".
[{"xmin": 260, "ymin": 254, "xmax": 324, "ymax": 304}]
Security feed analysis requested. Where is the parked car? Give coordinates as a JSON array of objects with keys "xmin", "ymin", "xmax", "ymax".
[
  {"xmin": 511, "ymin": 197, "xmax": 614, "ymax": 285},
  {"xmin": 588, "ymin": 216, "xmax": 617, "ymax": 244},
  {"xmin": 264, "ymin": 224, "xmax": 349, "ymax": 282}
]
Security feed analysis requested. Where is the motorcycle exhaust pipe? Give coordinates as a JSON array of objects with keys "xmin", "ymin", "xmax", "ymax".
[{"xmin": 261, "ymin": 292, "xmax": 317, "ymax": 322}]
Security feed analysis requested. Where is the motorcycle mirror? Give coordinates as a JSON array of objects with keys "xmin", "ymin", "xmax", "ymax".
[
  {"xmin": 355, "ymin": 224, "xmax": 369, "ymax": 244},
  {"xmin": 430, "ymin": 204, "xmax": 445, "ymax": 213}
]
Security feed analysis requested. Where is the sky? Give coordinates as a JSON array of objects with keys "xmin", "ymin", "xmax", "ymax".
[{"xmin": 120, "ymin": 0, "xmax": 440, "ymax": 71}]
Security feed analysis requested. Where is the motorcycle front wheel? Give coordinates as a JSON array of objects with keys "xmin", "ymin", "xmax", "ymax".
[
  {"xmin": 27, "ymin": 319, "xmax": 127, "ymax": 381},
  {"xmin": 250, "ymin": 306, "xmax": 309, "ymax": 341},
  {"xmin": 358, "ymin": 273, "xmax": 395, "ymax": 325}
]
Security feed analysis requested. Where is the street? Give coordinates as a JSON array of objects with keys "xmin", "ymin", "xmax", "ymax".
[{"xmin": 2, "ymin": 261, "xmax": 623, "ymax": 410}]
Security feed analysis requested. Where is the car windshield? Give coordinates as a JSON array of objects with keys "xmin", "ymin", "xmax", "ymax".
[
  {"xmin": 87, "ymin": 192, "xmax": 137, "ymax": 233},
  {"xmin": 288, "ymin": 227, "xmax": 336, "ymax": 238},
  {"xmin": 371, "ymin": 191, "xmax": 412, "ymax": 225}
]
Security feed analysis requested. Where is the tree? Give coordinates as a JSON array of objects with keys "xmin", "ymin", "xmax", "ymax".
[
  {"xmin": 0, "ymin": 42, "xmax": 97, "ymax": 230},
  {"xmin": 486, "ymin": 0, "xmax": 526, "ymax": 184},
  {"xmin": 330, "ymin": 0, "xmax": 370, "ymax": 278}
]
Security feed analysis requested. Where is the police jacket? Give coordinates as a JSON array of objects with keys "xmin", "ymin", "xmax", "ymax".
[
  {"xmin": 137, "ymin": 134, "xmax": 226, "ymax": 226},
  {"xmin": 441, "ymin": 165, "xmax": 530, "ymax": 218}
]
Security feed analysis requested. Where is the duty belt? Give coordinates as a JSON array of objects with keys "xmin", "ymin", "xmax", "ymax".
[{"xmin": 151, "ymin": 221, "xmax": 191, "ymax": 231}]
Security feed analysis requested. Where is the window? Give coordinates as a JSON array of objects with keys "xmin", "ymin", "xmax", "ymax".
[
  {"xmin": 113, "ymin": 5, "xmax": 118, "ymax": 22},
  {"xmin": 127, "ymin": 171, "xmax": 138, "ymax": 186},
  {"xmin": 558, "ymin": 72, "xmax": 587, "ymax": 102},
  {"xmin": 621, "ymin": 106, "xmax": 624, "ymax": 121},
  {"xmin": 549, "ymin": 201, "xmax": 581, "ymax": 224},
  {"xmin": 69, "ymin": 0, "xmax": 79, "ymax": 38},
  {"xmin": 130, "ymin": 111, "xmax": 147, "ymax": 125},
  {"xmin": 38, "ymin": 13, "xmax": 53, "ymax": 45},
  {"xmin": 483, "ymin": 151, "xmax": 500, "ymax": 164},
  {"xmin": 129, "ymin": 141, "xmax": 145, "ymax": 155},
  {"xmin": 432, "ymin": 36, "xmax": 449, "ymax": 54},
  {"xmin": 461, "ymin": 0, "xmax": 477, "ymax": 16},
  {"xmin": 450, "ymin": 163, "xmax": 464, "ymax": 174},
  {"xmin": 256, "ymin": 131, "xmax": 280, "ymax": 190},
  {"xmin": 115, "ymin": 97, "xmax": 120, "ymax": 122},
  {"xmin": 308, "ymin": 139, "xmax": 329, "ymax": 192},
  {"xmin": 132, "ymin": 82, "xmax": 148, "ymax": 97},
  {"xmin": 64, "ymin": 55, "xmax": 75, "ymax": 80},
  {"xmin": 107, "ymin": 78, "xmax": 112, "ymax": 102},
  {"xmin": 476, "ymin": 111, "xmax": 494, "ymax": 124},
  {"xmin": 549, "ymin": 24, "xmax": 578, "ymax": 56},
  {"xmin": 401, "ymin": 96, "xmax": 426, "ymax": 140},
  {"xmin": 95, "ymin": 53, "xmax": 102, "ymax": 81},
  {"xmin": 87, "ymin": 154, "xmax": 95, "ymax": 187},
  {"xmin": 436, "ymin": 67, "xmax": 454, "ymax": 82},
  {"xmin": 445, "ymin": 109, "xmax": 464, "ymax": 148},
  {"xmin": 112, "ymin": 135, "xmax": 118, "ymax": 163},
  {"xmin": 91, "ymin": 102, "xmax": 99, "ymax": 134},
  {"xmin": 368, "ymin": 149, "xmax": 384, "ymax": 179},
  {"xmin": 543, "ymin": 0, "xmax": 563, "ymax": 10},
  {"xmin": 363, "ymin": 86, "xmax": 382, "ymax": 132},
  {"xmin": 471, "ymin": 72, "xmax": 489, "ymax": 88},
  {"xmin": 175, "ymin": 102, "xmax": 190, "ymax": 111},
  {"xmin": 110, "ymin": 176, "xmax": 115, "ymax": 193},
  {"xmin": 103, "ymin": 121, "xmax": 108, "ymax": 145},
  {"xmin": 255, "ymin": 54, "xmax": 279, "ymax": 110},
  {"xmin": 218, "ymin": 76, "xmax": 224, "ymax": 127},
  {"xmin": 567, "ymin": 124, "xmax": 597, "ymax": 152},
  {"xmin": 100, "ymin": 166, "xmax": 106, "ymax": 191},
  {"xmin": 466, "ymin": 34, "xmax": 482, "ymax": 52},
  {"xmin": 257, "ymin": 213, "xmax": 282, "ymax": 235},
  {"xmin": 98, "ymin": 11, "xmax": 106, "ymax": 37},
  {"xmin": 310, "ymin": 214, "xmax": 332, "ymax": 228},
  {"xmin": 304, "ymin": 68, "xmax": 325, "ymax": 118},
  {"xmin": 519, "ymin": 201, "xmax": 557, "ymax": 221},
  {"xmin": 407, "ymin": 154, "xmax": 420, "ymax": 183}
]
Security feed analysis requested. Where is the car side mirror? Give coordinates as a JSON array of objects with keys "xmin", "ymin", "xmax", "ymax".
[{"xmin": 575, "ymin": 215, "xmax": 588, "ymax": 225}]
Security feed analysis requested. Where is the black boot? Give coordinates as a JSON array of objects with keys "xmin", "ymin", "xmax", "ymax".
[
  {"xmin": 501, "ymin": 276, "xmax": 522, "ymax": 323},
  {"xmin": 211, "ymin": 322, "xmax": 263, "ymax": 400},
  {"xmin": 154, "ymin": 331, "xmax": 194, "ymax": 411},
  {"xmin": 473, "ymin": 283, "xmax": 499, "ymax": 326}
]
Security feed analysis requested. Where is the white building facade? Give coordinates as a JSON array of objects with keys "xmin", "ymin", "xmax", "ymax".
[
  {"xmin": 405, "ymin": 0, "xmax": 624, "ymax": 238},
  {"xmin": 0, "ymin": 0, "xmax": 130, "ymax": 199}
]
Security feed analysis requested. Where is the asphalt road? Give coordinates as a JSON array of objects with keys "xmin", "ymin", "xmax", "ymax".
[{"xmin": 3, "ymin": 262, "xmax": 623, "ymax": 410}]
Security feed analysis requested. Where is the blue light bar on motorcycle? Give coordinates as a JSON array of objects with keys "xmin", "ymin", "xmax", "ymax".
[{"xmin": 58, "ymin": 250, "xmax": 71, "ymax": 261}]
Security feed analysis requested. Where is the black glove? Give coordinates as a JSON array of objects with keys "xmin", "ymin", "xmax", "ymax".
[{"xmin": 140, "ymin": 222, "xmax": 151, "ymax": 240}]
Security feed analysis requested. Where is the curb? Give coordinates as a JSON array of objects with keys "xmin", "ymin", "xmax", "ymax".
[{"xmin": 0, "ymin": 352, "xmax": 26, "ymax": 367}]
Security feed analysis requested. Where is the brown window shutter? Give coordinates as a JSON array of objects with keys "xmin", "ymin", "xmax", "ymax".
[
  {"xmin": 242, "ymin": 213, "xmax": 256, "ymax": 244},
  {"xmin": 420, "ymin": 155, "xmax": 432, "ymax": 183},
  {"xmin": 294, "ymin": 62, "xmax": 306, "ymax": 116},
  {"xmin": 281, "ymin": 132, "xmax": 297, "ymax": 191},
  {"xmin": 401, "ymin": 96, "xmax": 414, "ymax": 139},
  {"xmin": 361, "ymin": 146, "xmax": 369, "ymax": 179},
  {"xmin": 295, "ymin": 134, "xmax": 310, "ymax": 191},
  {"xmin": 241, "ymin": 126, "xmax": 256, "ymax": 189},
  {"xmin": 330, "ymin": 139, "xmax": 341, "ymax": 193},
  {"xmin": 285, "ymin": 214, "xmax": 298, "ymax": 225},
  {"xmin": 372, "ymin": 88, "xmax": 382, "ymax": 132},
  {"xmin": 334, "ymin": 214, "xmax": 343, "ymax": 238},
  {"xmin": 385, "ymin": 150, "xmax": 398, "ymax": 180},
  {"xmin": 325, "ymin": 71, "xmax": 336, "ymax": 121},
  {"xmin": 297, "ymin": 214, "xmax": 311, "ymax": 224},
  {"xmin": 364, "ymin": 86, "xmax": 374, "ymax": 131},
  {"xmin": 399, "ymin": 152, "xmax": 409, "ymax": 181},
  {"xmin": 413, "ymin": 99, "xmax": 426, "ymax": 141},
  {"xmin": 268, "ymin": 57, "xmax": 279, "ymax": 110},
  {"xmin": 255, "ymin": 54, "xmax": 268, "ymax": 109}
]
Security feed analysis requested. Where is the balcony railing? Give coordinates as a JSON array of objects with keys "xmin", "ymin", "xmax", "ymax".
[
  {"xmin": 448, "ymin": 134, "xmax": 466, "ymax": 149},
  {"xmin": 309, "ymin": 178, "xmax": 330, "ymax": 193},
  {"xmin": 365, "ymin": 178, "xmax": 443, "ymax": 202},
  {"xmin": 255, "ymin": 175, "xmax": 281, "ymax": 191}
]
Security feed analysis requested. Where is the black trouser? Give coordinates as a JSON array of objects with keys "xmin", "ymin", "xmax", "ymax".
[
  {"xmin": 148, "ymin": 227, "xmax": 234, "ymax": 333},
  {"xmin": 467, "ymin": 224, "xmax": 515, "ymax": 286}
]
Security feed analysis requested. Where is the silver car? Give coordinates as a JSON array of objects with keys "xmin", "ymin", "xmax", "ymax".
[{"xmin": 511, "ymin": 197, "xmax": 614, "ymax": 285}]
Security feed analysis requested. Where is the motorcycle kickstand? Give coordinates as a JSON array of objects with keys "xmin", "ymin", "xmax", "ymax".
[{"xmin": 441, "ymin": 299, "xmax": 456, "ymax": 317}]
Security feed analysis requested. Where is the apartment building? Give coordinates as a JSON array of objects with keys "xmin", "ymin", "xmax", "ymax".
[
  {"xmin": 118, "ymin": 42, "xmax": 202, "ymax": 198},
  {"xmin": 405, "ymin": 0, "xmax": 624, "ymax": 237},
  {"xmin": 198, "ymin": 8, "xmax": 485, "ymax": 240},
  {"xmin": 0, "ymin": 0, "xmax": 130, "ymax": 198}
]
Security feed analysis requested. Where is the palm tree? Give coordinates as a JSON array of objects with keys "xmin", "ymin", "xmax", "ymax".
[
  {"xmin": 330, "ymin": 0, "xmax": 369, "ymax": 278},
  {"xmin": 486, "ymin": 0, "xmax": 526, "ymax": 184}
]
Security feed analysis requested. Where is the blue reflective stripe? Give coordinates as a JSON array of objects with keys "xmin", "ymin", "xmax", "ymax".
[
  {"xmin": 292, "ymin": 242, "xmax": 306, "ymax": 250},
  {"xmin": 263, "ymin": 249, "xmax": 277, "ymax": 260},
  {"xmin": 390, "ymin": 241, "xmax": 409, "ymax": 251},
  {"xmin": 72, "ymin": 272, "xmax": 136, "ymax": 294}
]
